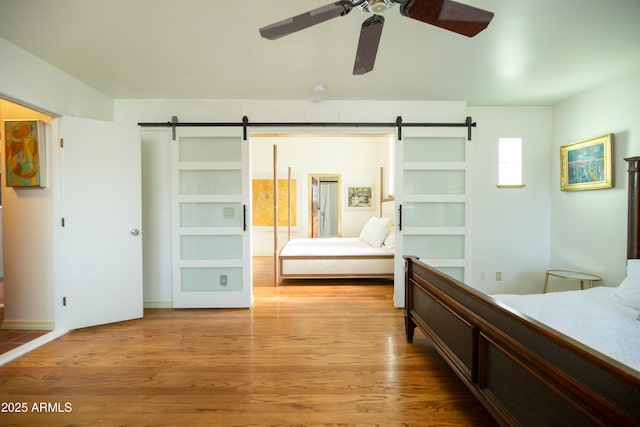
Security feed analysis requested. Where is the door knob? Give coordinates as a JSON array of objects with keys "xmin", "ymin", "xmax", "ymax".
[{"xmin": 130, "ymin": 229, "xmax": 140, "ymax": 236}]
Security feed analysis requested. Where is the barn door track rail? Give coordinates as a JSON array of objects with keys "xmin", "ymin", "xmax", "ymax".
[{"xmin": 137, "ymin": 115, "xmax": 477, "ymax": 141}]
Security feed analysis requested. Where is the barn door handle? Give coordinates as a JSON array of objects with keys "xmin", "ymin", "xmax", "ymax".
[
  {"xmin": 243, "ymin": 205, "xmax": 247, "ymax": 231},
  {"xmin": 398, "ymin": 204, "xmax": 403, "ymax": 231}
]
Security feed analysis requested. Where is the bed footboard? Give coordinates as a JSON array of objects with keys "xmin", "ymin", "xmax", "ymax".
[{"xmin": 404, "ymin": 256, "xmax": 640, "ymax": 426}]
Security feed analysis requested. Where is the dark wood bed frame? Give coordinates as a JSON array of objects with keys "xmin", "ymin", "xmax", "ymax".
[{"xmin": 404, "ymin": 156, "xmax": 640, "ymax": 426}]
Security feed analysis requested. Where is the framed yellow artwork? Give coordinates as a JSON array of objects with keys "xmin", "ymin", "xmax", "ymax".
[{"xmin": 252, "ymin": 179, "xmax": 297, "ymax": 226}]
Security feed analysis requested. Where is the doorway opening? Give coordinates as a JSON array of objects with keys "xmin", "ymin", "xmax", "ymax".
[
  {"xmin": 309, "ymin": 174, "xmax": 341, "ymax": 237},
  {"xmin": 0, "ymin": 98, "xmax": 54, "ymax": 355}
]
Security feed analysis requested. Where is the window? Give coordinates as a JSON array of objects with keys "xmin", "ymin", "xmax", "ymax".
[{"xmin": 498, "ymin": 137, "xmax": 524, "ymax": 187}]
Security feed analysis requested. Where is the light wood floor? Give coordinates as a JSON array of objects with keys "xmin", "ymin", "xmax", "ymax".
[{"xmin": 0, "ymin": 257, "xmax": 497, "ymax": 426}]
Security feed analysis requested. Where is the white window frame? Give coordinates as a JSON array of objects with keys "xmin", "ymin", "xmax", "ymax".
[{"xmin": 497, "ymin": 137, "xmax": 525, "ymax": 188}]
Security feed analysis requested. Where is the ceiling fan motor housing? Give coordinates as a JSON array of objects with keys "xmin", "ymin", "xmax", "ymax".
[{"xmin": 358, "ymin": 0, "xmax": 393, "ymax": 14}]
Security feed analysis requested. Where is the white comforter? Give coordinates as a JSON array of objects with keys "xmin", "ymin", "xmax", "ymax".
[
  {"xmin": 493, "ymin": 287, "xmax": 640, "ymax": 373},
  {"xmin": 280, "ymin": 237, "xmax": 393, "ymax": 257}
]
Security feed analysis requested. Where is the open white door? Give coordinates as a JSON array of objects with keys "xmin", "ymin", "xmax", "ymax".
[{"xmin": 57, "ymin": 117, "xmax": 143, "ymax": 329}]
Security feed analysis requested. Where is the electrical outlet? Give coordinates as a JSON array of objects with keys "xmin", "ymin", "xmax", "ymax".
[
  {"xmin": 220, "ymin": 275, "xmax": 228, "ymax": 286},
  {"xmin": 496, "ymin": 272, "xmax": 502, "ymax": 281}
]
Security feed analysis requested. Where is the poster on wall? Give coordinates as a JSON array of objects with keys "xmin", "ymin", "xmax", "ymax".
[
  {"xmin": 4, "ymin": 120, "xmax": 46, "ymax": 188},
  {"xmin": 253, "ymin": 179, "xmax": 297, "ymax": 226}
]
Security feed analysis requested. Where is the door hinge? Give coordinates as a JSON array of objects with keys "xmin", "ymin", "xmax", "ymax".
[
  {"xmin": 61, "ymin": 217, "xmax": 65, "ymax": 227},
  {"xmin": 60, "ymin": 138, "xmax": 64, "ymax": 148},
  {"xmin": 62, "ymin": 297, "xmax": 67, "ymax": 306}
]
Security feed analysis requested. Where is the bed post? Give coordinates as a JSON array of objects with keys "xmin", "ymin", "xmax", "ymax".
[
  {"xmin": 404, "ymin": 256, "xmax": 417, "ymax": 343},
  {"xmin": 273, "ymin": 144, "xmax": 279, "ymax": 286},
  {"xmin": 626, "ymin": 157, "xmax": 640, "ymax": 260},
  {"xmin": 379, "ymin": 166, "xmax": 384, "ymax": 217},
  {"xmin": 288, "ymin": 166, "xmax": 292, "ymax": 242}
]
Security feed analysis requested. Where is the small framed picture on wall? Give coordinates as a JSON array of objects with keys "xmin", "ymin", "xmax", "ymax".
[{"xmin": 346, "ymin": 185, "xmax": 373, "ymax": 209}]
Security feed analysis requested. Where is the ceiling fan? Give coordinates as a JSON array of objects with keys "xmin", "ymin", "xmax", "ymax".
[{"xmin": 259, "ymin": 0, "xmax": 494, "ymax": 75}]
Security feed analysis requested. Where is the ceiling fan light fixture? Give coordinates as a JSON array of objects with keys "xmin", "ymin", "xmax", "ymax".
[{"xmin": 368, "ymin": 0, "xmax": 391, "ymax": 14}]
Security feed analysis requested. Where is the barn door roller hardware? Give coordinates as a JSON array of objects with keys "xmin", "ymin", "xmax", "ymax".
[{"xmin": 138, "ymin": 116, "xmax": 477, "ymax": 141}]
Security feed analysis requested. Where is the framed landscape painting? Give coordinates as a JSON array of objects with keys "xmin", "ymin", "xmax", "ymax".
[
  {"xmin": 560, "ymin": 134, "xmax": 613, "ymax": 191},
  {"xmin": 4, "ymin": 120, "xmax": 46, "ymax": 188}
]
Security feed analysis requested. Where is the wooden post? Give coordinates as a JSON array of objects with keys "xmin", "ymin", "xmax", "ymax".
[
  {"xmin": 626, "ymin": 157, "xmax": 640, "ymax": 259},
  {"xmin": 273, "ymin": 145, "xmax": 278, "ymax": 286},
  {"xmin": 288, "ymin": 167, "xmax": 292, "ymax": 241},
  {"xmin": 380, "ymin": 166, "xmax": 384, "ymax": 217}
]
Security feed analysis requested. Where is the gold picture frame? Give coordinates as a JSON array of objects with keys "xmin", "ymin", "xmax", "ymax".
[{"xmin": 560, "ymin": 134, "xmax": 613, "ymax": 191}]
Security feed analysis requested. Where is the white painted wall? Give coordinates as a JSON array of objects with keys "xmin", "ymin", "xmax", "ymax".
[
  {"xmin": 550, "ymin": 72, "xmax": 640, "ymax": 289},
  {"xmin": 0, "ymin": 38, "xmax": 113, "ymax": 120},
  {"xmin": 467, "ymin": 106, "xmax": 553, "ymax": 294},
  {"xmin": 139, "ymin": 129, "xmax": 173, "ymax": 306},
  {"xmin": 0, "ymin": 100, "xmax": 55, "ymax": 328},
  {"xmin": 114, "ymin": 99, "xmax": 467, "ymax": 126}
]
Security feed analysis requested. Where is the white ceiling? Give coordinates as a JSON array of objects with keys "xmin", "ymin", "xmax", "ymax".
[{"xmin": 0, "ymin": 0, "xmax": 639, "ymax": 105}]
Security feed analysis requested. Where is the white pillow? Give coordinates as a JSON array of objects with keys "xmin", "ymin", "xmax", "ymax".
[
  {"xmin": 359, "ymin": 217, "xmax": 391, "ymax": 247},
  {"xmin": 383, "ymin": 229, "xmax": 395, "ymax": 250},
  {"xmin": 612, "ymin": 259, "xmax": 640, "ymax": 310}
]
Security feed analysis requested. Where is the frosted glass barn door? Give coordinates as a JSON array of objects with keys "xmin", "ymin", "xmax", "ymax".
[
  {"xmin": 171, "ymin": 129, "xmax": 252, "ymax": 308},
  {"xmin": 394, "ymin": 129, "xmax": 470, "ymax": 306}
]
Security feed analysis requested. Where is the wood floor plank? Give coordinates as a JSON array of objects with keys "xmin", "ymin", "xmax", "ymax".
[{"xmin": 0, "ymin": 258, "xmax": 497, "ymax": 426}]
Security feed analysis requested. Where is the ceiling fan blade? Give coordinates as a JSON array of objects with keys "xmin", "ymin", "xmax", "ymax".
[
  {"xmin": 400, "ymin": 0, "xmax": 494, "ymax": 37},
  {"xmin": 353, "ymin": 15, "xmax": 385, "ymax": 75},
  {"xmin": 259, "ymin": 1, "xmax": 353, "ymax": 40}
]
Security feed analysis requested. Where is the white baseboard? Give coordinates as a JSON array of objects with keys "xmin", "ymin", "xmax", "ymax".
[
  {"xmin": 0, "ymin": 329, "xmax": 68, "ymax": 366},
  {"xmin": 1, "ymin": 320, "xmax": 55, "ymax": 330}
]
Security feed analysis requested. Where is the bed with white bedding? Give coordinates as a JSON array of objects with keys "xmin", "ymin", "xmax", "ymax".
[
  {"xmin": 493, "ymin": 286, "xmax": 640, "ymax": 372},
  {"xmin": 404, "ymin": 157, "xmax": 640, "ymax": 425},
  {"xmin": 278, "ymin": 237, "xmax": 394, "ymax": 281},
  {"xmin": 404, "ymin": 256, "xmax": 640, "ymax": 426},
  {"xmin": 278, "ymin": 201, "xmax": 395, "ymax": 283}
]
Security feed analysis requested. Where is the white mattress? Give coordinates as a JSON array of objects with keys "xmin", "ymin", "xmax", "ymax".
[
  {"xmin": 279, "ymin": 238, "xmax": 394, "ymax": 277},
  {"xmin": 493, "ymin": 287, "xmax": 640, "ymax": 373},
  {"xmin": 280, "ymin": 237, "xmax": 393, "ymax": 257}
]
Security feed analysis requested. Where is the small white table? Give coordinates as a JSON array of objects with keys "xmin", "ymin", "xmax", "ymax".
[{"xmin": 543, "ymin": 270, "xmax": 602, "ymax": 293}]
